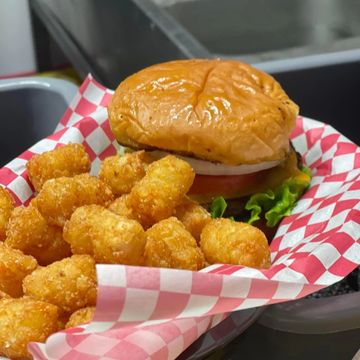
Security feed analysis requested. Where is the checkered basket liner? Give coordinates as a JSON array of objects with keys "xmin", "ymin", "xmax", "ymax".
[{"xmin": 1, "ymin": 75, "xmax": 359, "ymax": 360}]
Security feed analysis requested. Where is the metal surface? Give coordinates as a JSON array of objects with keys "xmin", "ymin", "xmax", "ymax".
[
  {"xmin": 31, "ymin": 0, "xmax": 360, "ymax": 84},
  {"xmin": 273, "ymin": 61, "xmax": 360, "ymax": 145},
  {"xmin": 219, "ymin": 323, "xmax": 360, "ymax": 360},
  {"xmin": 178, "ymin": 307, "xmax": 265, "ymax": 360},
  {"xmin": 30, "ymin": 0, "xmax": 210, "ymax": 88},
  {"xmin": 258, "ymin": 292, "xmax": 360, "ymax": 334},
  {"xmin": 159, "ymin": 0, "xmax": 360, "ymax": 66},
  {"xmin": 0, "ymin": 76, "xmax": 77, "ymax": 166}
]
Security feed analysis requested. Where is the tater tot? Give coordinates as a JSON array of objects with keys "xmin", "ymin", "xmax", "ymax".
[
  {"xmin": 127, "ymin": 155, "xmax": 195, "ymax": 227},
  {"xmin": 108, "ymin": 195, "xmax": 137, "ymax": 220},
  {"xmin": 200, "ymin": 218, "xmax": 271, "ymax": 268},
  {"xmin": 0, "ymin": 187, "xmax": 14, "ymax": 241},
  {"xmin": 0, "ymin": 244, "xmax": 37, "ymax": 297},
  {"xmin": 63, "ymin": 205, "xmax": 97, "ymax": 255},
  {"xmin": 36, "ymin": 174, "xmax": 114, "ymax": 226},
  {"xmin": 5, "ymin": 205, "xmax": 71, "ymax": 265},
  {"xmin": 99, "ymin": 151, "xmax": 150, "ymax": 196},
  {"xmin": 26, "ymin": 143, "xmax": 91, "ymax": 192},
  {"xmin": 64, "ymin": 205, "xmax": 146, "ymax": 265},
  {"xmin": 29, "ymin": 227, "xmax": 71, "ymax": 266},
  {"xmin": 5, "ymin": 205, "xmax": 50, "ymax": 254},
  {"xmin": 23, "ymin": 255, "xmax": 97, "ymax": 313},
  {"xmin": 29, "ymin": 196, "xmax": 38, "ymax": 208},
  {"xmin": 173, "ymin": 198, "xmax": 211, "ymax": 242},
  {"xmin": 92, "ymin": 214, "xmax": 145, "ymax": 265},
  {"xmin": 0, "ymin": 298, "xmax": 59, "ymax": 359},
  {"xmin": 144, "ymin": 217, "xmax": 204, "ymax": 270},
  {"xmin": 65, "ymin": 306, "xmax": 95, "ymax": 329},
  {"xmin": 0, "ymin": 290, "xmax": 10, "ymax": 300}
]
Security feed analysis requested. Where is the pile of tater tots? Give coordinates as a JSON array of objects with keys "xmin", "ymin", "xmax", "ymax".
[{"xmin": 0, "ymin": 143, "xmax": 270, "ymax": 359}]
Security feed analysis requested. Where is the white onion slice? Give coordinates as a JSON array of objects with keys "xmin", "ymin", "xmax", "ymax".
[{"xmin": 148, "ymin": 150, "xmax": 281, "ymax": 176}]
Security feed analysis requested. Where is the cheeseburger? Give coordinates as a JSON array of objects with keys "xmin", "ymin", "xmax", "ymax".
[{"xmin": 108, "ymin": 59, "xmax": 311, "ymax": 232}]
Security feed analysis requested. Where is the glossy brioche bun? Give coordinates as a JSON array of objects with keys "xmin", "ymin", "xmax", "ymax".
[{"xmin": 108, "ymin": 59, "xmax": 299, "ymax": 165}]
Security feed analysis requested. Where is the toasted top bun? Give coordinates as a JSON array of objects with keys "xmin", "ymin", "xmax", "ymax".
[{"xmin": 108, "ymin": 59, "xmax": 299, "ymax": 165}]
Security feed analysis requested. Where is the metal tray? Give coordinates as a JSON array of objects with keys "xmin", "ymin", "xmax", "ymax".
[{"xmin": 0, "ymin": 76, "xmax": 77, "ymax": 166}]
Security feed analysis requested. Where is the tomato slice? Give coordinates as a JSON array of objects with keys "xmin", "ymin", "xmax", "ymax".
[
  {"xmin": 189, "ymin": 173, "xmax": 259, "ymax": 199},
  {"xmin": 188, "ymin": 150, "xmax": 303, "ymax": 203}
]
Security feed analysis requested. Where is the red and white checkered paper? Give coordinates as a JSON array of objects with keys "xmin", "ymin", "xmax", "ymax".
[{"xmin": 1, "ymin": 75, "xmax": 360, "ymax": 360}]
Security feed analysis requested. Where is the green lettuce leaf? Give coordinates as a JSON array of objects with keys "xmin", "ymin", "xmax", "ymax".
[
  {"xmin": 209, "ymin": 166, "xmax": 312, "ymax": 227},
  {"xmin": 245, "ymin": 167, "xmax": 312, "ymax": 227},
  {"xmin": 210, "ymin": 196, "xmax": 227, "ymax": 218}
]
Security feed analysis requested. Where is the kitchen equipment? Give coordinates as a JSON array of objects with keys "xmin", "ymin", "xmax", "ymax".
[
  {"xmin": 220, "ymin": 321, "xmax": 360, "ymax": 360},
  {"xmin": 159, "ymin": 0, "xmax": 360, "ymax": 71},
  {"xmin": 31, "ymin": 0, "xmax": 360, "ymax": 85},
  {"xmin": 0, "ymin": 77, "xmax": 78, "ymax": 166},
  {"xmin": 30, "ymin": 0, "xmax": 209, "ymax": 88}
]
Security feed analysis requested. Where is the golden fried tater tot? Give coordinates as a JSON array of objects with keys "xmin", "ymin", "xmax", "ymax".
[
  {"xmin": 127, "ymin": 155, "xmax": 195, "ymax": 227},
  {"xmin": 0, "ymin": 298, "xmax": 59, "ymax": 359},
  {"xmin": 5, "ymin": 205, "xmax": 71, "ymax": 265},
  {"xmin": 0, "ymin": 187, "xmax": 14, "ymax": 241},
  {"xmin": 144, "ymin": 217, "xmax": 204, "ymax": 270},
  {"xmin": 92, "ymin": 215, "xmax": 145, "ymax": 265},
  {"xmin": 26, "ymin": 143, "xmax": 91, "ymax": 192},
  {"xmin": 23, "ymin": 255, "xmax": 97, "ymax": 313},
  {"xmin": 29, "ymin": 196, "xmax": 38, "ymax": 208},
  {"xmin": 200, "ymin": 218, "xmax": 271, "ymax": 268},
  {"xmin": 5, "ymin": 205, "xmax": 49, "ymax": 253},
  {"xmin": 173, "ymin": 198, "xmax": 211, "ymax": 242},
  {"xmin": 29, "ymin": 227, "xmax": 71, "ymax": 266},
  {"xmin": 63, "ymin": 205, "xmax": 97, "ymax": 255},
  {"xmin": 99, "ymin": 151, "xmax": 150, "ymax": 196},
  {"xmin": 36, "ymin": 174, "xmax": 114, "ymax": 226},
  {"xmin": 64, "ymin": 205, "xmax": 146, "ymax": 265},
  {"xmin": 65, "ymin": 306, "xmax": 95, "ymax": 329},
  {"xmin": 0, "ymin": 290, "xmax": 10, "ymax": 300},
  {"xmin": 108, "ymin": 195, "xmax": 137, "ymax": 220},
  {"xmin": 0, "ymin": 244, "xmax": 37, "ymax": 297}
]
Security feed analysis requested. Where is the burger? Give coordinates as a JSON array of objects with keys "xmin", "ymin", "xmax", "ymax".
[{"xmin": 108, "ymin": 59, "xmax": 311, "ymax": 237}]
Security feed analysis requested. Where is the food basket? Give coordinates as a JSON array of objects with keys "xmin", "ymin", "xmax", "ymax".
[{"xmin": 1, "ymin": 75, "xmax": 360, "ymax": 360}]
